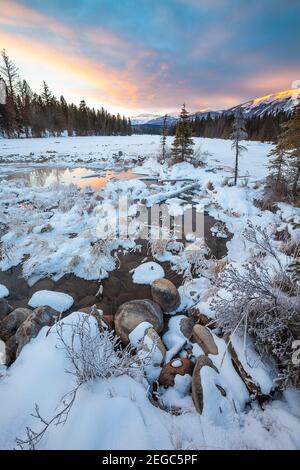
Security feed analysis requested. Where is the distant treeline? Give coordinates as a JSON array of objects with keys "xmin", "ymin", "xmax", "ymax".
[
  {"xmin": 134, "ymin": 111, "xmax": 290, "ymax": 142},
  {"xmin": 0, "ymin": 50, "xmax": 132, "ymax": 138}
]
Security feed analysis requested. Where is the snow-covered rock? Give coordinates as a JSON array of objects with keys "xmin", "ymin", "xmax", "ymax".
[
  {"xmin": 132, "ymin": 262, "xmax": 165, "ymax": 285},
  {"xmin": 115, "ymin": 299, "xmax": 163, "ymax": 345},
  {"xmin": 28, "ymin": 290, "xmax": 74, "ymax": 313},
  {"xmin": 0, "ymin": 284, "xmax": 9, "ymax": 299}
]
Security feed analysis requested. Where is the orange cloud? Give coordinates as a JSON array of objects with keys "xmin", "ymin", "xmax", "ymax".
[{"xmin": 0, "ymin": 29, "xmax": 140, "ymax": 106}]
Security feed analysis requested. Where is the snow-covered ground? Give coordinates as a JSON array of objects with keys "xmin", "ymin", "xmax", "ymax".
[{"xmin": 0, "ymin": 135, "xmax": 300, "ymax": 450}]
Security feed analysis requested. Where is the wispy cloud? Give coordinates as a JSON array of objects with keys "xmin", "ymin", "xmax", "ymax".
[{"xmin": 0, "ymin": 0, "xmax": 299, "ymax": 113}]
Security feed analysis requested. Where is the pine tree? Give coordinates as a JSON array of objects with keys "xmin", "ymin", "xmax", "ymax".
[
  {"xmin": 280, "ymin": 102, "xmax": 300, "ymax": 196},
  {"xmin": 231, "ymin": 109, "xmax": 248, "ymax": 185},
  {"xmin": 160, "ymin": 114, "xmax": 168, "ymax": 162},
  {"xmin": 268, "ymin": 140, "xmax": 287, "ymax": 194},
  {"xmin": 171, "ymin": 104, "xmax": 194, "ymax": 164}
]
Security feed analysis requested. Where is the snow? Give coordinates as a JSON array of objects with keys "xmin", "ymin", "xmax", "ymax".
[
  {"xmin": 0, "ymin": 134, "xmax": 300, "ymax": 449},
  {"xmin": 0, "ymin": 340, "xmax": 5, "ymax": 364},
  {"xmin": 0, "ymin": 309, "xmax": 299, "ymax": 450},
  {"xmin": 28, "ymin": 290, "xmax": 74, "ymax": 313},
  {"xmin": 131, "ymin": 262, "xmax": 165, "ymax": 285},
  {"xmin": 230, "ymin": 334, "xmax": 276, "ymax": 395},
  {"xmin": 128, "ymin": 321, "xmax": 153, "ymax": 347},
  {"xmin": 0, "ymin": 284, "xmax": 9, "ymax": 298}
]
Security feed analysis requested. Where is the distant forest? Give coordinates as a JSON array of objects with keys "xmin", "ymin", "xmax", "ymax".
[
  {"xmin": 0, "ymin": 50, "xmax": 132, "ymax": 138},
  {"xmin": 134, "ymin": 111, "xmax": 289, "ymax": 142}
]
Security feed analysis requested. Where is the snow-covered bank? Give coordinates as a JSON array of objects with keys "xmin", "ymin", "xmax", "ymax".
[{"xmin": 0, "ymin": 135, "xmax": 272, "ymax": 179}]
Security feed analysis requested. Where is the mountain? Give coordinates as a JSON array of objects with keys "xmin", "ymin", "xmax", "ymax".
[
  {"xmin": 130, "ymin": 113, "xmax": 160, "ymax": 125},
  {"xmin": 133, "ymin": 88, "xmax": 300, "ymax": 128},
  {"xmin": 226, "ymin": 88, "xmax": 300, "ymax": 118}
]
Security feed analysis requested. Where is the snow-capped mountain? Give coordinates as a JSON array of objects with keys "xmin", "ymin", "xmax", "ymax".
[
  {"xmin": 130, "ymin": 113, "xmax": 160, "ymax": 125},
  {"xmin": 226, "ymin": 88, "xmax": 300, "ymax": 118},
  {"xmin": 132, "ymin": 88, "xmax": 300, "ymax": 127}
]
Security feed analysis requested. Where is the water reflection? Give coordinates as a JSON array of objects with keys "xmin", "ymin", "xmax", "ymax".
[{"xmin": 7, "ymin": 167, "xmax": 143, "ymax": 191}]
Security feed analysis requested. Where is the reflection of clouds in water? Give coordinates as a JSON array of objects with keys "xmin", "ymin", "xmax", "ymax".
[{"xmin": 7, "ymin": 167, "xmax": 140, "ymax": 191}]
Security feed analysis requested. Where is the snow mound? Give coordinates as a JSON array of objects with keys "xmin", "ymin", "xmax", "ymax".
[
  {"xmin": 28, "ymin": 290, "xmax": 74, "ymax": 313},
  {"xmin": 131, "ymin": 262, "xmax": 165, "ymax": 285},
  {"xmin": 0, "ymin": 284, "xmax": 9, "ymax": 298}
]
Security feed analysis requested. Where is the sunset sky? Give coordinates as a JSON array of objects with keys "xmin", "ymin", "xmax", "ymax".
[{"xmin": 0, "ymin": 0, "xmax": 299, "ymax": 116}]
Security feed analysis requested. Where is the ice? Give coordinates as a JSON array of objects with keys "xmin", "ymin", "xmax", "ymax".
[{"xmin": 28, "ymin": 290, "xmax": 74, "ymax": 313}]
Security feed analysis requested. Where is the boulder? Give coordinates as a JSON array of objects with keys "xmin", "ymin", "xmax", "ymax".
[
  {"xmin": 192, "ymin": 355, "xmax": 219, "ymax": 413},
  {"xmin": 192, "ymin": 324, "xmax": 218, "ymax": 355},
  {"xmin": 139, "ymin": 327, "xmax": 166, "ymax": 366},
  {"xmin": 15, "ymin": 306, "xmax": 59, "ymax": 358},
  {"xmin": 115, "ymin": 299, "xmax": 163, "ymax": 345},
  {"xmin": 151, "ymin": 278, "xmax": 180, "ymax": 312},
  {"xmin": 0, "ymin": 307, "xmax": 32, "ymax": 341},
  {"xmin": 159, "ymin": 358, "xmax": 194, "ymax": 387},
  {"xmin": 0, "ymin": 298, "xmax": 13, "ymax": 321},
  {"xmin": 5, "ymin": 334, "xmax": 18, "ymax": 366},
  {"xmin": 180, "ymin": 316, "xmax": 195, "ymax": 340},
  {"xmin": 188, "ymin": 307, "xmax": 212, "ymax": 327}
]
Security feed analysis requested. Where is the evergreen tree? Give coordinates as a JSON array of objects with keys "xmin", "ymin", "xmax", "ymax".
[
  {"xmin": 268, "ymin": 140, "xmax": 287, "ymax": 188},
  {"xmin": 160, "ymin": 114, "xmax": 168, "ymax": 161},
  {"xmin": 0, "ymin": 50, "xmax": 133, "ymax": 139},
  {"xmin": 231, "ymin": 109, "xmax": 248, "ymax": 185},
  {"xmin": 171, "ymin": 104, "xmax": 194, "ymax": 164},
  {"xmin": 280, "ymin": 102, "xmax": 300, "ymax": 196}
]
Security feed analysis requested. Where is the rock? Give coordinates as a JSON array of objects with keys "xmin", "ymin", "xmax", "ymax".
[
  {"xmin": 5, "ymin": 334, "xmax": 18, "ymax": 366},
  {"xmin": 28, "ymin": 290, "xmax": 74, "ymax": 313},
  {"xmin": 192, "ymin": 355, "xmax": 219, "ymax": 413},
  {"xmin": 192, "ymin": 324, "xmax": 218, "ymax": 355},
  {"xmin": 115, "ymin": 299, "xmax": 163, "ymax": 345},
  {"xmin": 139, "ymin": 327, "xmax": 166, "ymax": 366},
  {"xmin": 15, "ymin": 306, "xmax": 59, "ymax": 358},
  {"xmin": 0, "ymin": 308, "xmax": 32, "ymax": 341},
  {"xmin": 180, "ymin": 316, "xmax": 195, "ymax": 340},
  {"xmin": 151, "ymin": 278, "xmax": 180, "ymax": 312},
  {"xmin": 288, "ymin": 312, "xmax": 300, "ymax": 339},
  {"xmin": 159, "ymin": 358, "xmax": 194, "ymax": 387},
  {"xmin": 188, "ymin": 307, "xmax": 211, "ymax": 326},
  {"xmin": 0, "ymin": 298, "xmax": 13, "ymax": 321},
  {"xmin": 132, "ymin": 262, "xmax": 165, "ymax": 285},
  {"xmin": 101, "ymin": 315, "xmax": 114, "ymax": 331},
  {"xmin": 227, "ymin": 338, "xmax": 273, "ymax": 397}
]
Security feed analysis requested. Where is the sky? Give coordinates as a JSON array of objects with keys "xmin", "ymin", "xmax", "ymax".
[{"xmin": 0, "ymin": 0, "xmax": 299, "ymax": 116}]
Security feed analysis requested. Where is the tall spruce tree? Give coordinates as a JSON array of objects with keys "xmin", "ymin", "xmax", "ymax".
[
  {"xmin": 231, "ymin": 109, "xmax": 248, "ymax": 185},
  {"xmin": 268, "ymin": 140, "xmax": 287, "ymax": 190},
  {"xmin": 280, "ymin": 102, "xmax": 300, "ymax": 196},
  {"xmin": 160, "ymin": 114, "xmax": 168, "ymax": 162},
  {"xmin": 171, "ymin": 104, "xmax": 194, "ymax": 164}
]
